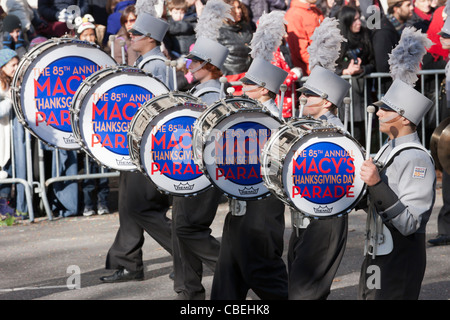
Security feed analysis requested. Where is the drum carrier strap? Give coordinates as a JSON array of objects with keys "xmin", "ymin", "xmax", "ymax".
[{"xmin": 135, "ymin": 55, "xmax": 167, "ymax": 69}]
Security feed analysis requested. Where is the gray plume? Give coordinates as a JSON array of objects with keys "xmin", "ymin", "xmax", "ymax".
[
  {"xmin": 250, "ymin": 10, "xmax": 286, "ymax": 61},
  {"xmin": 307, "ymin": 17, "xmax": 346, "ymax": 72},
  {"xmin": 135, "ymin": 0, "xmax": 158, "ymax": 17},
  {"xmin": 195, "ymin": 0, "xmax": 233, "ymax": 40},
  {"xmin": 388, "ymin": 27, "xmax": 433, "ymax": 86}
]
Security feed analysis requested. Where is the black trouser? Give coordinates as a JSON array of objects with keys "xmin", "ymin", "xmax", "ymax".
[
  {"xmin": 358, "ymin": 227, "xmax": 426, "ymax": 300},
  {"xmin": 288, "ymin": 215, "xmax": 348, "ymax": 300},
  {"xmin": 105, "ymin": 171, "xmax": 173, "ymax": 272},
  {"xmin": 172, "ymin": 187, "xmax": 222, "ymax": 296},
  {"xmin": 211, "ymin": 196, "xmax": 288, "ymax": 300}
]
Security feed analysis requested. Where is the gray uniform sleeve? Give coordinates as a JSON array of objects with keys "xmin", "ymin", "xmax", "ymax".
[{"xmin": 368, "ymin": 150, "xmax": 436, "ymax": 236}]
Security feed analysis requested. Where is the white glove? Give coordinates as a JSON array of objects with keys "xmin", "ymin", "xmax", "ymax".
[
  {"xmin": 291, "ymin": 67, "xmax": 303, "ymax": 79},
  {"xmin": 57, "ymin": 8, "xmax": 67, "ymax": 22}
]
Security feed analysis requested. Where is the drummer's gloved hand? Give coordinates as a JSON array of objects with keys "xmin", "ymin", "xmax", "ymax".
[{"xmin": 57, "ymin": 9, "xmax": 67, "ymax": 22}]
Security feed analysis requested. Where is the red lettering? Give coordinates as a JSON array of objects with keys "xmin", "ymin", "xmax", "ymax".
[
  {"xmin": 110, "ymin": 102, "xmax": 123, "ymax": 120},
  {"xmin": 346, "ymin": 158, "xmax": 355, "ymax": 173},
  {"xmin": 151, "ymin": 162, "xmax": 160, "ymax": 174},
  {"xmin": 293, "ymin": 158, "xmax": 306, "ymax": 174},
  {"xmin": 173, "ymin": 162, "xmax": 182, "ymax": 175},
  {"xmin": 52, "ymin": 77, "xmax": 67, "ymax": 95},
  {"xmin": 35, "ymin": 111, "xmax": 45, "ymax": 126},
  {"xmin": 60, "ymin": 110, "xmax": 71, "ymax": 126},
  {"xmin": 318, "ymin": 158, "xmax": 331, "ymax": 173},
  {"xmin": 66, "ymin": 75, "xmax": 81, "ymax": 94},
  {"xmin": 312, "ymin": 185, "xmax": 321, "ymax": 198},
  {"xmin": 331, "ymin": 158, "xmax": 344, "ymax": 173},
  {"xmin": 292, "ymin": 186, "xmax": 301, "ymax": 198},
  {"xmin": 178, "ymin": 132, "xmax": 192, "ymax": 149},
  {"xmin": 346, "ymin": 185, "xmax": 354, "ymax": 197},
  {"xmin": 216, "ymin": 168, "xmax": 224, "ymax": 179},
  {"xmin": 93, "ymin": 102, "xmax": 108, "ymax": 120},
  {"xmin": 152, "ymin": 133, "xmax": 165, "ymax": 149},
  {"xmin": 34, "ymin": 78, "xmax": 50, "ymax": 96}
]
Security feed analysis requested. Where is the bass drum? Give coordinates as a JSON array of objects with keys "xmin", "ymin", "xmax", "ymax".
[
  {"xmin": 128, "ymin": 91, "xmax": 212, "ymax": 196},
  {"xmin": 261, "ymin": 118, "xmax": 366, "ymax": 219},
  {"xmin": 11, "ymin": 37, "xmax": 117, "ymax": 149},
  {"xmin": 71, "ymin": 66, "xmax": 169, "ymax": 171},
  {"xmin": 192, "ymin": 97, "xmax": 282, "ymax": 200}
]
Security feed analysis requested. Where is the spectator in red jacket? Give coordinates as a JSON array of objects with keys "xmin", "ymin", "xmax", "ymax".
[{"xmin": 285, "ymin": 0, "xmax": 324, "ymax": 75}]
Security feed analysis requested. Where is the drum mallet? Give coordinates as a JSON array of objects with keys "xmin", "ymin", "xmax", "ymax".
[
  {"xmin": 219, "ymin": 76, "xmax": 228, "ymax": 99},
  {"xmin": 119, "ymin": 40, "xmax": 126, "ymax": 65},
  {"xmin": 109, "ymin": 35, "xmax": 115, "ymax": 59},
  {"xmin": 171, "ymin": 60, "xmax": 178, "ymax": 91},
  {"xmin": 165, "ymin": 60, "xmax": 171, "ymax": 88},
  {"xmin": 278, "ymin": 84, "xmax": 287, "ymax": 121},
  {"xmin": 299, "ymin": 96, "xmax": 307, "ymax": 118},
  {"xmin": 343, "ymin": 97, "xmax": 351, "ymax": 132},
  {"xmin": 366, "ymin": 105, "xmax": 376, "ymax": 160},
  {"xmin": 227, "ymin": 87, "xmax": 235, "ymax": 97}
]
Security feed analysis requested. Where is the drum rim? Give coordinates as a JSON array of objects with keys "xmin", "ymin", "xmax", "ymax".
[
  {"xmin": 192, "ymin": 96, "xmax": 284, "ymax": 200},
  {"xmin": 128, "ymin": 91, "xmax": 214, "ymax": 196},
  {"xmin": 11, "ymin": 37, "xmax": 118, "ymax": 150},
  {"xmin": 262, "ymin": 119, "xmax": 367, "ymax": 219},
  {"xmin": 71, "ymin": 65, "xmax": 169, "ymax": 170}
]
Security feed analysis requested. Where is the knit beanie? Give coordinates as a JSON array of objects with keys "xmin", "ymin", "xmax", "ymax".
[
  {"xmin": 3, "ymin": 14, "xmax": 22, "ymax": 33},
  {"xmin": 0, "ymin": 48, "xmax": 18, "ymax": 68}
]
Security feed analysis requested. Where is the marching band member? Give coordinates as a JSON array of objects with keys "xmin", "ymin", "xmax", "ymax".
[
  {"xmin": 210, "ymin": 11, "xmax": 289, "ymax": 300},
  {"xmin": 100, "ymin": 3, "xmax": 175, "ymax": 284},
  {"xmin": 288, "ymin": 17, "xmax": 352, "ymax": 300},
  {"xmin": 358, "ymin": 27, "xmax": 436, "ymax": 300},
  {"xmin": 171, "ymin": 0, "xmax": 231, "ymax": 300}
]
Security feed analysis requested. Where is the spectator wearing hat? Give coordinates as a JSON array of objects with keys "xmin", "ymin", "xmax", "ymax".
[
  {"xmin": 2, "ymin": 14, "xmax": 28, "ymax": 58},
  {"xmin": 0, "ymin": 48, "xmax": 22, "ymax": 219},
  {"xmin": 75, "ymin": 14, "xmax": 97, "ymax": 44}
]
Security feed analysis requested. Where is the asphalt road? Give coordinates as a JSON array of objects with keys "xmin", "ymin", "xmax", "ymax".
[{"xmin": 0, "ymin": 186, "xmax": 449, "ymax": 302}]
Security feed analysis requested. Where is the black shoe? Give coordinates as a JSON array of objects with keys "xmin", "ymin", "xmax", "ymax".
[
  {"xmin": 428, "ymin": 234, "xmax": 450, "ymax": 246},
  {"xmin": 174, "ymin": 291, "xmax": 206, "ymax": 300},
  {"xmin": 100, "ymin": 269, "xmax": 144, "ymax": 283}
]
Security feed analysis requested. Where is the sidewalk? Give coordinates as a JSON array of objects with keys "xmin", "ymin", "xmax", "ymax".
[{"xmin": 0, "ymin": 187, "xmax": 449, "ymax": 300}]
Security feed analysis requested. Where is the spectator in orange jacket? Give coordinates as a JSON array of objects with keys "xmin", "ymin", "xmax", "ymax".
[{"xmin": 285, "ymin": 0, "xmax": 324, "ymax": 75}]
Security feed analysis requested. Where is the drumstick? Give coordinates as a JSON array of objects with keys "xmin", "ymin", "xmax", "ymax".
[
  {"xmin": 219, "ymin": 76, "xmax": 228, "ymax": 99},
  {"xmin": 343, "ymin": 97, "xmax": 351, "ymax": 132},
  {"xmin": 227, "ymin": 87, "xmax": 235, "ymax": 97},
  {"xmin": 109, "ymin": 35, "xmax": 115, "ymax": 59},
  {"xmin": 366, "ymin": 105, "xmax": 376, "ymax": 160},
  {"xmin": 119, "ymin": 40, "xmax": 126, "ymax": 65},
  {"xmin": 165, "ymin": 60, "xmax": 171, "ymax": 88},
  {"xmin": 279, "ymin": 84, "xmax": 287, "ymax": 121},
  {"xmin": 299, "ymin": 96, "xmax": 307, "ymax": 118},
  {"xmin": 171, "ymin": 60, "xmax": 178, "ymax": 91}
]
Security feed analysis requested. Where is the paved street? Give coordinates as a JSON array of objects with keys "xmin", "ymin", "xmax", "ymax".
[{"xmin": 0, "ymin": 186, "xmax": 449, "ymax": 301}]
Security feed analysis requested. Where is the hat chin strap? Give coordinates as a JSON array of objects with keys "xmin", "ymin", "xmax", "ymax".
[
  {"xmin": 242, "ymin": 84, "xmax": 260, "ymax": 92},
  {"xmin": 189, "ymin": 60, "xmax": 209, "ymax": 73},
  {"xmin": 380, "ymin": 113, "xmax": 402, "ymax": 123}
]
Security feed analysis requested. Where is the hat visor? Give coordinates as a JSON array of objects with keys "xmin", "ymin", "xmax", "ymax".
[
  {"xmin": 297, "ymin": 86, "xmax": 320, "ymax": 97},
  {"xmin": 438, "ymin": 30, "xmax": 450, "ymax": 38},
  {"xmin": 240, "ymin": 76, "xmax": 257, "ymax": 86},
  {"xmin": 372, "ymin": 100, "xmax": 395, "ymax": 111},
  {"xmin": 129, "ymin": 28, "xmax": 143, "ymax": 36},
  {"xmin": 185, "ymin": 53, "xmax": 204, "ymax": 62}
]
